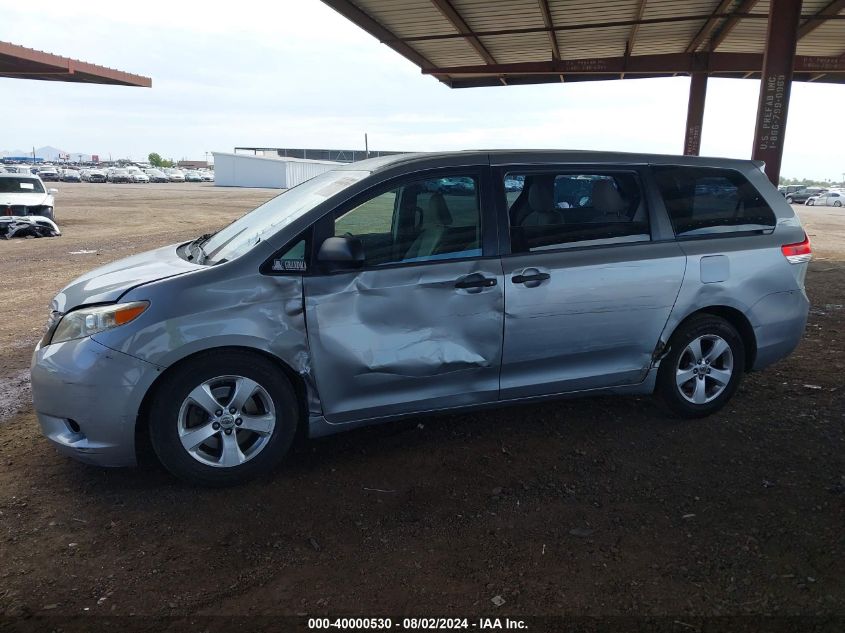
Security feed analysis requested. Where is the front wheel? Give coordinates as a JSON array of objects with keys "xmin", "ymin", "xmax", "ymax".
[
  {"xmin": 785, "ymin": 196, "xmax": 794, "ymax": 204},
  {"xmin": 835, "ymin": 201, "xmax": 842, "ymax": 207},
  {"xmin": 807, "ymin": 199, "xmax": 815, "ymax": 206},
  {"xmin": 148, "ymin": 350, "xmax": 299, "ymax": 486},
  {"xmin": 656, "ymin": 314, "xmax": 745, "ymax": 418}
]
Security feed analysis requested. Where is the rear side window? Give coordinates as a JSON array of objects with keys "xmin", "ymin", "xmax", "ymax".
[
  {"xmin": 506, "ymin": 171, "xmax": 649, "ymax": 253},
  {"xmin": 653, "ymin": 167, "xmax": 776, "ymax": 237}
]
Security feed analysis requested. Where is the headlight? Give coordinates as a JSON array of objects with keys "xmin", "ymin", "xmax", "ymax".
[{"xmin": 50, "ymin": 301, "xmax": 149, "ymax": 345}]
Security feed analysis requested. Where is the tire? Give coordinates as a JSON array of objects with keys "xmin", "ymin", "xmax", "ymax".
[
  {"xmin": 835, "ymin": 201, "xmax": 842, "ymax": 207},
  {"xmin": 807, "ymin": 200, "xmax": 814, "ymax": 206},
  {"xmin": 656, "ymin": 314, "xmax": 745, "ymax": 418},
  {"xmin": 785, "ymin": 197, "xmax": 794, "ymax": 204},
  {"xmin": 148, "ymin": 349, "xmax": 299, "ymax": 486}
]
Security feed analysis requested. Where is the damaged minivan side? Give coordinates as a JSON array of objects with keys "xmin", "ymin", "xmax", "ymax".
[{"xmin": 31, "ymin": 151, "xmax": 811, "ymax": 485}]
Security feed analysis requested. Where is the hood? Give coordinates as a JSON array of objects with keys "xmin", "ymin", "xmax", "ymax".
[
  {"xmin": 52, "ymin": 243, "xmax": 200, "ymax": 313},
  {"xmin": 1, "ymin": 192, "xmax": 53, "ymax": 207}
]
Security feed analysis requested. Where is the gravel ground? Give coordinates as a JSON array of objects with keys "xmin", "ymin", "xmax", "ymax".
[{"xmin": 0, "ymin": 183, "xmax": 842, "ymax": 628}]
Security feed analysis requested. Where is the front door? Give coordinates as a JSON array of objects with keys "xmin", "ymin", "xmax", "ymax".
[
  {"xmin": 496, "ymin": 167, "xmax": 686, "ymax": 399},
  {"xmin": 304, "ymin": 170, "xmax": 504, "ymax": 423}
]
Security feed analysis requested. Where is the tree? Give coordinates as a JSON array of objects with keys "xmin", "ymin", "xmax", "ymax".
[{"xmin": 148, "ymin": 152, "xmax": 163, "ymax": 167}]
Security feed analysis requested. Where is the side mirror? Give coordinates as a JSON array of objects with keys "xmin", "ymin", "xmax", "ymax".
[
  {"xmin": 48, "ymin": 188, "xmax": 58, "ymax": 194},
  {"xmin": 317, "ymin": 236, "xmax": 364, "ymax": 270}
]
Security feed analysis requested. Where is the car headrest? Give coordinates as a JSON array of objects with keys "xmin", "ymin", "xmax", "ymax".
[
  {"xmin": 592, "ymin": 179, "xmax": 628, "ymax": 215},
  {"xmin": 428, "ymin": 192, "xmax": 452, "ymax": 225},
  {"xmin": 527, "ymin": 176, "xmax": 555, "ymax": 213}
]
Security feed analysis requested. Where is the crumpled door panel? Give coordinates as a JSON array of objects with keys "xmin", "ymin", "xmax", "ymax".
[{"xmin": 304, "ymin": 260, "xmax": 504, "ymax": 424}]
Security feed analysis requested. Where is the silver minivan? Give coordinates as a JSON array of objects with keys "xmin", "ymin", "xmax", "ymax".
[{"xmin": 31, "ymin": 151, "xmax": 812, "ymax": 485}]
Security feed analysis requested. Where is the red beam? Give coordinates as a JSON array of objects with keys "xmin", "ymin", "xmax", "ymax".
[
  {"xmin": 430, "ymin": 0, "xmax": 498, "ymax": 65},
  {"xmin": 752, "ymin": 0, "xmax": 803, "ymax": 185},
  {"xmin": 422, "ymin": 52, "xmax": 845, "ymax": 75},
  {"xmin": 709, "ymin": 0, "xmax": 761, "ymax": 51},
  {"xmin": 686, "ymin": 0, "xmax": 733, "ymax": 52},
  {"xmin": 0, "ymin": 41, "xmax": 150, "ymax": 87},
  {"xmin": 537, "ymin": 0, "xmax": 561, "ymax": 60},
  {"xmin": 421, "ymin": 53, "xmax": 845, "ymax": 75},
  {"xmin": 320, "ymin": 0, "xmax": 438, "ymax": 72},
  {"xmin": 684, "ymin": 74, "xmax": 708, "ymax": 156},
  {"xmin": 798, "ymin": 0, "xmax": 845, "ymax": 39}
]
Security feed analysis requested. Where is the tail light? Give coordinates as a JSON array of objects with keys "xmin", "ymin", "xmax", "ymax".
[{"xmin": 781, "ymin": 234, "xmax": 812, "ymax": 264}]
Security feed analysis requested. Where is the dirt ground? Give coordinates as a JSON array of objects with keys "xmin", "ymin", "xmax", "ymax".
[{"xmin": 0, "ymin": 183, "xmax": 843, "ymax": 628}]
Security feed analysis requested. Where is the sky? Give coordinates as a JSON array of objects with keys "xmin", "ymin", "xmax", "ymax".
[{"xmin": 1, "ymin": 0, "xmax": 843, "ymax": 180}]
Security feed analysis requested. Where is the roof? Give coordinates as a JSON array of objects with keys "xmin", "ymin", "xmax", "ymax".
[
  {"xmin": 336, "ymin": 149, "xmax": 761, "ymax": 172},
  {"xmin": 213, "ymin": 151, "xmax": 343, "ymax": 166},
  {"xmin": 321, "ymin": 0, "xmax": 845, "ymax": 87},
  {"xmin": 0, "ymin": 41, "xmax": 151, "ymax": 87}
]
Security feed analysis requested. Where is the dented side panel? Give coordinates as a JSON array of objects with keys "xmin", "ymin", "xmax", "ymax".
[
  {"xmin": 93, "ymin": 271, "xmax": 321, "ymax": 416},
  {"xmin": 304, "ymin": 259, "xmax": 505, "ymax": 423},
  {"xmin": 500, "ymin": 241, "xmax": 686, "ymax": 398}
]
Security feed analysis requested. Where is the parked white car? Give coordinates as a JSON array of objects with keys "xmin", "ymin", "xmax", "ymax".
[
  {"xmin": 811, "ymin": 190, "xmax": 844, "ymax": 207},
  {"xmin": 0, "ymin": 173, "xmax": 61, "ymax": 238},
  {"xmin": 164, "ymin": 168, "xmax": 186, "ymax": 183}
]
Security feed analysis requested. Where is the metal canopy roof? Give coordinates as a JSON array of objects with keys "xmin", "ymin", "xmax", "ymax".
[
  {"xmin": 0, "ymin": 41, "xmax": 151, "ymax": 87},
  {"xmin": 322, "ymin": 0, "xmax": 845, "ymax": 87}
]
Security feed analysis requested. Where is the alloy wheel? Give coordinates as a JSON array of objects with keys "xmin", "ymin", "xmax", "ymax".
[
  {"xmin": 675, "ymin": 335, "xmax": 734, "ymax": 405},
  {"xmin": 177, "ymin": 375, "xmax": 276, "ymax": 468}
]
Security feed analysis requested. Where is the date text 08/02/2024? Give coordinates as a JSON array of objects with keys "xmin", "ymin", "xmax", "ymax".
[{"xmin": 307, "ymin": 618, "xmax": 528, "ymax": 630}]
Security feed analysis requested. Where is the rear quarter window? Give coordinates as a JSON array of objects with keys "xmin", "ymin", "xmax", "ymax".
[{"xmin": 653, "ymin": 166, "xmax": 776, "ymax": 237}]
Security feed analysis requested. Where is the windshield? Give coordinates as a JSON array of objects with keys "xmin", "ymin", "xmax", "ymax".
[
  {"xmin": 201, "ymin": 169, "xmax": 368, "ymax": 265},
  {"xmin": 0, "ymin": 177, "xmax": 45, "ymax": 194}
]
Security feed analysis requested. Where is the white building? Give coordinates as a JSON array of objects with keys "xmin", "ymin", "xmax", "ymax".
[{"xmin": 212, "ymin": 151, "xmax": 341, "ymax": 189}]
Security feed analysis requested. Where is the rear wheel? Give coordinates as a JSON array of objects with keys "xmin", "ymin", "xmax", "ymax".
[
  {"xmin": 785, "ymin": 196, "xmax": 794, "ymax": 204},
  {"xmin": 656, "ymin": 314, "xmax": 745, "ymax": 418},
  {"xmin": 807, "ymin": 199, "xmax": 815, "ymax": 206},
  {"xmin": 148, "ymin": 350, "xmax": 298, "ymax": 486}
]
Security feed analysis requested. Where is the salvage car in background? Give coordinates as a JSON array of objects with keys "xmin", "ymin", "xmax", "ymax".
[
  {"xmin": 144, "ymin": 168, "xmax": 169, "ymax": 183},
  {"xmin": 37, "ymin": 166, "xmax": 60, "ymax": 182},
  {"xmin": 812, "ymin": 190, "xmax": 844, "ymax": 207},
  {"xmin": 81, "ymin": 169, "xmax": 107, "ymax": 183},
  {"xmin": 60, "ymin": 169, "xmax": 82, "ymax": 182},
  {"xmin": 107, "ymin": 168, "xmax": 131, "ymax": 183},
  {"xmin": 164, "ymin": 168, "xmax": 186, "ymax": 183},
  {"xmin": 0, "ymin": 173, "xmax": 60, "ymax": 238},
  {"xmin": 184, "ymin": 170, "xmax": 203, "ymax": 182},
  {"xmin": 31, "ymin": 151, "xmax": 811, "ymax": 486},
  {"xmin": 784, "ymin": 188, "xmax": 824, "ymax": 204}
]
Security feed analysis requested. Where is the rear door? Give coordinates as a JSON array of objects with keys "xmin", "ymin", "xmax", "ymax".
[
  {"xmin": 495, "ymin": 164, "xmax": 686, "ymax": 399},
  {"xmin": 303, "ymin": 167, "xmax": 504, "ymax": 423}
]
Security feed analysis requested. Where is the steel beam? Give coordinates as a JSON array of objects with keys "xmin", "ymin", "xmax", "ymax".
[
  {"xmin": 420, "ymin": 52, "xmax": 845, "ymax": 75},
  {"xmin": 684, "ymin": 74, "xmax": 708, "ymax": 156},
  {"xmin": 537, "ymin": 0, "xmax": 561, "ymax": 60},
  {"xmin": 709, "ymin": 0, "xmax": 760, "ymax": 51},
  {"xmin": 752, "ymin": 0, "xmax": 803, "ymax": 185},
  {"xmin": 798, "ymin": 0, "xmax": 845, "ymax": 39},
  {"xmin": 686, "ymin": 0, "xmax": 733, "ymax": 52},
  {"xmin": 430, "ymin": 0, "xmax": 498, "ymax": 65}
]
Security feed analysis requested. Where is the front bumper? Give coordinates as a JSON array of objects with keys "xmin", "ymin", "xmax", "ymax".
[{"xmin": 31, "ymin": 337, "xmax": 162, "ymax": 467}]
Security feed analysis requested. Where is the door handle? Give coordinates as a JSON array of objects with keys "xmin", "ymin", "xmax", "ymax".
[
  {"xmin": 512, "ymin": 272, "xmax": 550, "ymax": 284},
  {"xmin": 455, "ymin": 275, "xmax": 498, "ymax": 289}
]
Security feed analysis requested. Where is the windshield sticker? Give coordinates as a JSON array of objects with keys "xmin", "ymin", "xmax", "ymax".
[
  {"xmin": 314, "ymin": 175, "xmax": 363, "ymax": 198},
  {"xmin": 19, "ymin": 183, "xmax": 35, "ymax": 190},
  {"xmin": 273, "ymin": 258, "xmax": 306, "ymax": 272}
]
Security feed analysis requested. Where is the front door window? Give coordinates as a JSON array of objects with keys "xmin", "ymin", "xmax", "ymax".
[{"xmin": 334, "ymin": 176, "xmax": 482, "ymax": 266}]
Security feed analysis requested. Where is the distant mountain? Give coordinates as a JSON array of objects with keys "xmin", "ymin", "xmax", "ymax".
[{"xmin": 0, "ymin": 146, "xmax": 92, "ymax": 161}]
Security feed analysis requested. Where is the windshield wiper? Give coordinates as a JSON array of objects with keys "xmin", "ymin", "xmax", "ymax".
[{"xmin": 187, "ymin": 232, "xmax": 215, "ymax": 263}]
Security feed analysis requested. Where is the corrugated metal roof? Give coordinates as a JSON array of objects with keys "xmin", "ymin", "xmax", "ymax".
[{"xmin": 322, "ymin": 0, "xmax": 845, "ymax": 86}]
